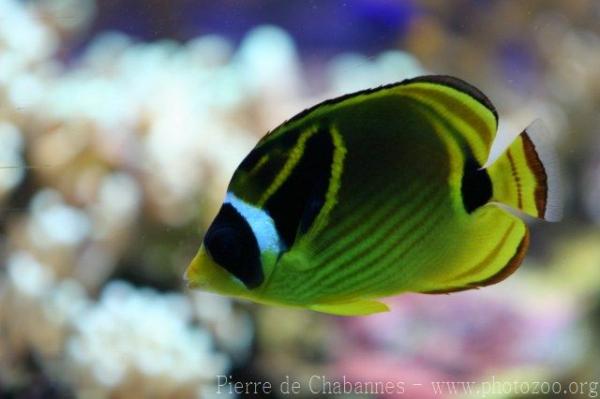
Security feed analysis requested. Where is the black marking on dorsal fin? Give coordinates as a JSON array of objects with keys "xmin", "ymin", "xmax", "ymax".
[
  {"xmin": 233, "ymin": 133, "xmax": 298, "ymax": 203},
  {"xmin": 264, "ymin": 128, "xmax": 334, "ymax": 248},
  {"xmin": 204, "ymin": 203, "xmax": 263, "ymax": 289},
  {"xmin": 461, "ymin": 156, "xmax": 493, "ymax": 213},
  {"xmin": 298, "ymin": 169, "xmax": 330, "ymax": 235},
  {"xmin": 238, "ymin": 132, "xmax": 296, "ymax": 173},
  {"xmin": 275, "ymin": 75, "xmax": 497, "ymax": 134},
  {"xmin": 403, "ymin": 75, "xmax": 498, "ymax": 123},
  {"xmin": 238, "ymin": 145, "xmax": 268, "ymax": 172}
]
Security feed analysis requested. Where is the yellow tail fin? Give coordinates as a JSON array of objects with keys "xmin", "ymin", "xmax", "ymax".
[{"xmin": 486, "ymin": 120, "xmax": 562, "ymax": 221}]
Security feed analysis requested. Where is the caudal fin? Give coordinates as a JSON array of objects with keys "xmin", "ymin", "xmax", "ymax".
[{"xmin": 485, "ymin": 120, "xmax": 562, "ymax": 222}]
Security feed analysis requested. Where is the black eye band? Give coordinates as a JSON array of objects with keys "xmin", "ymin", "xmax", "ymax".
[{"xmin": 204, "ymin": 203, "xmax": 263, "ymax": 289}]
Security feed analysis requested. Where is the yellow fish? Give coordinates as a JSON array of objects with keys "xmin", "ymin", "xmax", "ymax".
[{"xmin": 185, "ymin": 75, "xmax": 561, "ymax": 316}]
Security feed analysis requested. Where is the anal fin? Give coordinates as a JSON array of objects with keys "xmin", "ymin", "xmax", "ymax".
[
  {"xmin": 310, "ymin": 299, "xmax": 390, "ymax": 316},
  {"xmin": 421, "ymin": 224, "xmax": 530, "ymax": 294}
]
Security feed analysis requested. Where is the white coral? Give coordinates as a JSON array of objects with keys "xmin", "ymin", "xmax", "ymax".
[{"xmin": 66, "ymin": 281, "xmax": 230, "ymax": 396}]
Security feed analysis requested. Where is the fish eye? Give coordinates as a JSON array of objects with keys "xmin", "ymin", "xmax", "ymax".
[
  {"xmin": 203, "ymin": 203, "xmax": 264, "ymax": 289},
  {"xmin": 205, "ymin": 226, "xmax": 243, "ymax": 267}
]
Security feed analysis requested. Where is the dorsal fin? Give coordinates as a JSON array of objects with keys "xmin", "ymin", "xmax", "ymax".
[
  {"xmin": 259, "ymin": 75, "xmax": 498, "ymax": 169},
  {"xmin": 402, "ymin": 75, "xmax": 498, "ymax": 123},
  {"xmin": 394, "ymin": 75, "xmax": 499, "ymax": 167}
]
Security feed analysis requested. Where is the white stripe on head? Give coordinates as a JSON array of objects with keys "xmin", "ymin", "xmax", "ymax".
[{"xmin": 225, "ymin": 192, "xmax": 284, "ymax": 253}]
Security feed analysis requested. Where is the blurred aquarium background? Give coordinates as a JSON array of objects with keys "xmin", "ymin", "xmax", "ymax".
[{"xmin": 0, "ymin": 1, "xmax": 599, "ymax": 398}]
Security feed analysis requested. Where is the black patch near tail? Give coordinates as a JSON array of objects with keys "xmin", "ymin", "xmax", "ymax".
[
  {"xmin": 264, "ymin": 128, "xmax": 334, "ymax": 248},
  {"xmin": 204, "ymin": 204, "xmax": 263, "ymax": 289},
  {"xmin": 461, "ymin": 157, "xmax": 492, "ymax": 213}
]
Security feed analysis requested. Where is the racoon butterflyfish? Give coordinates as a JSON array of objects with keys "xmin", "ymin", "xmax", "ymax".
[{"xmin": 185, "ymin": 75, "xmax": 561, "ymax": 316}]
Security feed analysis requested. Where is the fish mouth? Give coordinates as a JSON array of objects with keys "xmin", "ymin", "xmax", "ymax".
[
  {"xmin": 183, "ymin": 247, "xmax": 210, "ymax": 289},
  {"xmin": 183, "ymin": 265, "xmax": 202, "ymax": 289},
  {"xmin": 183, "ymin": 246, "xmax": 246, "ymax": 296}
]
